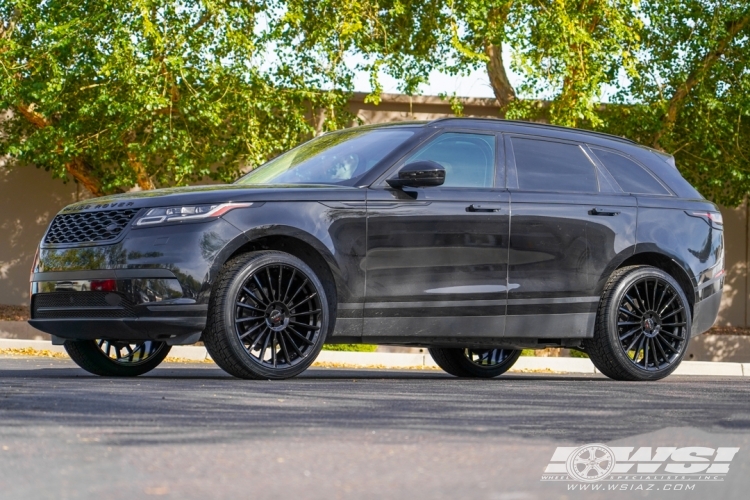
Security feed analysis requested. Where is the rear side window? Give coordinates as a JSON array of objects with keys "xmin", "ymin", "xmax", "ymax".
[
  {"xmin": 511, "ymin": 137, "xmax": 598, "ymax": 192},
  {"xmin": 592, "ymin": 148, "xmax": 670, "ymax": 195}
]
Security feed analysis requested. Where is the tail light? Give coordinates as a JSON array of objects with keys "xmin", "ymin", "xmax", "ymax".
[
  {"xmin": 90, "ymin": 279, "xmax": 117, "ymax": 292},
  {"xmin": 686, "ymin": 211, "xmax": 723, "ymax": 229}
]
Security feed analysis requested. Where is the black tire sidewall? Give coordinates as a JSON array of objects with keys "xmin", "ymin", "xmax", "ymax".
[
  {"xmin": 602, "ymin": 267, "xmax": 691, "ymax": 381},
  {"xmin": 64, "ymin": 339, "xmax": 171, "ymax": 377},
  {"xmin": 430, "ymin": 347, "xmax": 521, "ymax": 378},
  {"xmin": 215, "ymin": 251, "xmax": 329, "ymax": 380}
]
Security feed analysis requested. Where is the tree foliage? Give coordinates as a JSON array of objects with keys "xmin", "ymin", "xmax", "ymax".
[
  {"xmin": 607, "ymin": 1, "xmax": 750, "ymax": 205},
  {"xmin": 279, "ymin": 0, "xmax": 750, "ymax": 205},
  {"xmin": 0, "ymin": 0, "xmax": 350, "ymax": 196},
  {"xmin": 2, "ymin": 1, "xmax": 750, "ymax": 205}
]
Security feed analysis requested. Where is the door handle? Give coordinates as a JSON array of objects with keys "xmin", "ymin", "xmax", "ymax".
[
  {"xmin": 467, "ymin": 204, "xmax": 503, "ymax": 213},
  {"xmin": 589, "ymin": 207, "xmax": 620, "ymax": 216}
]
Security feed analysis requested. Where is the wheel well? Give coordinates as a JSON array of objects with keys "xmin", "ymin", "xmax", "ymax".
[
  {"xmin": 616, "ymin": 253, "xmax": 695, "ymax": 314},
  {"xmin": 226, "ymin": 235, "xmax": 338, "ymax": 309}
]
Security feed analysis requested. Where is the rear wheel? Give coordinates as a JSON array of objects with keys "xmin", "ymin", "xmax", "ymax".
[
  {"xmin": 585, "ymin": 265, "xmax": 691, "ymax": 381},
  {"xmin": 64, "ymin": 339, "xmax": 171, "ymax": 377},
  {"xmin": 429, "ymin": 347, "xmax": 521, "ymax": 378},
  {"xmin": 203, "ymin": 251, "xmax": 329, "ymax": 380}
]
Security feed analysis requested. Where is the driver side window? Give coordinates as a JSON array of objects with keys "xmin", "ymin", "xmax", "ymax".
[{"xmin": 404, "ymin": 132, "xmax": 496, "ymax": 188}]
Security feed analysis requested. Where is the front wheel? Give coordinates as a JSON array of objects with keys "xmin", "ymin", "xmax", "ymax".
[
  {"xmin": 429, "ymin": 347, "xmax": 521, "ymax": 378},
  {"xmin": 64, "ymin": 339, "xmax": 171, "ymax": 377},
  {"xmin": 203, "ymin": 251, "xmax": 329, "ymax": 380},
  {"xmin": 585, "ymin": 265, "xmax": 691, "ymax": 381}
]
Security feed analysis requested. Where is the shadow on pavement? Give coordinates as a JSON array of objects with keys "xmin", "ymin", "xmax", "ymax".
[{"xmin": 1, "ymin": 359, "xmax": 749, "ymax": 446}]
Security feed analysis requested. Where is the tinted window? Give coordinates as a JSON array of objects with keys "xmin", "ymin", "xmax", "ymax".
[
  {"xmin": 236, "ymin": 128, "xmax": 415, "ymax": 186},
  {"xmin": 512, "ymin": 138, "xmax": 598, "ymax": 192},
  {"xmin": 592, "ymin": 148, "xmax": 670, "ymax": 195},
  {"xmin": 405, "ymin": 132, "xmax": 495, "ymax": 188}
]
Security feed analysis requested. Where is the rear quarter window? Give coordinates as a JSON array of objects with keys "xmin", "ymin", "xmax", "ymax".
[{"xmin": 592, "ymin": 148, "xmax": 670, "ymax": 195}]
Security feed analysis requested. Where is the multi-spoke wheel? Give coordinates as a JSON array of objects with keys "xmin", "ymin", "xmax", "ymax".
[
  {"xmin": 429, "ymin": 347, "xmax": 521, "ymax": 378},
  {"xmin": 64, "ymin": 339, "xmax": 171, "ymax": 376},
  {"xmin": 204, "ymin": 251, "xmax": 329, "ymax": 380},
  {"xmin": 585, "ymin": 265, "xmax": 691, "ymax": 381}
]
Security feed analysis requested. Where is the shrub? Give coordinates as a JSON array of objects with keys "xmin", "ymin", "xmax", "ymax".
[
  {"xmin": 322, "ymin": 344, "xmax": 377, "ymax": 352},
  {"xmin": 569, "ymin": 349, "xmax": 590, "ymax": 358}
]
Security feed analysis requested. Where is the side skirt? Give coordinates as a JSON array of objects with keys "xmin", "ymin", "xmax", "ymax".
[{"xmin": 361, "ymin": 312, "xmax": 595, "ymax": 339}]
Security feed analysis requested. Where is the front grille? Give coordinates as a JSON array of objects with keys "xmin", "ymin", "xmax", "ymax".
[
  {"xmin": 44, "ymin": 209, "xmax": 139, "ymax": 245},
  {"xmin": 32, "ymin": 292, "xmax": 136, "ymax": 319}
]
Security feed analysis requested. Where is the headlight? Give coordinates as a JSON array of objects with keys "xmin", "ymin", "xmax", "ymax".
[{"xmin": 135, "ymin": 202, "xmax": 252, "ymax": 226}]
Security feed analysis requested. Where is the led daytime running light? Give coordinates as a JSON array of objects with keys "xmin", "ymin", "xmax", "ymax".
[{"xmin": 136, "ymin": 202, "xmax": 252, "ymax": 226}]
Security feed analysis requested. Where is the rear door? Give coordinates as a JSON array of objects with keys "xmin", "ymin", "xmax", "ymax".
[
  {"xmin": 505, "ymin": 134, "xmax": 636, "ymax": 340},
  {"xmin": 363, "ymin": 130, "xmax": 511, "ymax": 339}
]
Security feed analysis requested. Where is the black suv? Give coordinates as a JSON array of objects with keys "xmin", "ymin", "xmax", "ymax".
[{"xmin": 29, "ymin": 118, "xmax": 724, "ymax": 381}]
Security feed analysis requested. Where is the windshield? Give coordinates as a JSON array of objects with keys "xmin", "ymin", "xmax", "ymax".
[{"xmin": 236, "ymin": 128, "xmax": 416, "ymax": 185}]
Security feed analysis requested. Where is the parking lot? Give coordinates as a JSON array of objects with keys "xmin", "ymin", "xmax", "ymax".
[{"xmin": 1, "ymin": 357, "xmax": 749, "ymax": 499}]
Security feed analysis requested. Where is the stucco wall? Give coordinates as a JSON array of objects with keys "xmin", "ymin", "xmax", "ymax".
[
  {"xmin": 0, "ymin": 163, "xmax": 83, "ymax": 304},
  {"xmin": 348, "ymin": 92, "xmax": 501, "ymax": 124},
  {"xmin": 717, "ymin": 203, "xmax": 748, "ymax": 327}
]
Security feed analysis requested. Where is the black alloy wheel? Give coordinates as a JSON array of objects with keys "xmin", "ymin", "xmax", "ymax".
[
  {"xmin": 429, "ymin": 347, "xmax": 521, "ymax": 378},
  {"xmin": 586, "ymin": 265, "xmax": 691, "ymax": 381},
  {"xmin": 204, "ymin": 251, "xmax": 328, "ymax": 380},
  {"xmin": 64, "ymin": 339, "xmax": 171, "ymax": 376}
]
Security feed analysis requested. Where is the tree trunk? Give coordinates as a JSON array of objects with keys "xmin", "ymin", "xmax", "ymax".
[
  {"xmin": 484, "ymin": 42, "xmax": 516, "ymax": 112},
  {"xmin": 15, "ymin": 103, "xmax": 119, "ymax": 197},
  {"xmin": 65, "ymin": 158, "xmax": 105, "ymax": 197},
  {"xmin": 652, "ymin": 14, "xmax": 750, "ymax": 149},
  {"xmin": 126, "ymin": 152, "xmax": 156, "ymax": 191}
]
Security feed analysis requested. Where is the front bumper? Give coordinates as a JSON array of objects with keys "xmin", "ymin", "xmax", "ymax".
[
  {"xmin": 29, "ymin": 218, "xmax": 245, "ymax": 342},
  {"xmin": 29, "ymin": 269, "xmax": 208, "ymax": 341},
  {"xmin": 29, "ymin": 316, "xmax": 206, "ymax": 342}
]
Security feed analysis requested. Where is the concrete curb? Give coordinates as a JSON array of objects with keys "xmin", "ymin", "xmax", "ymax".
[
  {"xmin": 315, "ymin": 350, "xmax": 435, "ymax": 368},
  {"xmin": 1, "ymin": 339, "xmax": 748, "ymax": 376},
  {"xmin": 512, "ymin": 356, "xmax": 597, "ymax": 374},
  {"xmin": 7, "ymin": 321, "xmax": 750, "ymax": 362}
]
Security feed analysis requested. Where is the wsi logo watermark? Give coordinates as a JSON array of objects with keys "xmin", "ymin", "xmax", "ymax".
[{"xmin": 541, "ymin": 444, "xmax": 740, "ymax": 486}]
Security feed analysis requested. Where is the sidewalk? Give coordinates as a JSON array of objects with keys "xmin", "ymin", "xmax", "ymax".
[{"xmin": 1, "ymin": 339, "xmax": 749, "ymax": 376}]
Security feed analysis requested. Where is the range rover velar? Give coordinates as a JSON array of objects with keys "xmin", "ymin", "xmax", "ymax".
[{"xmin": 29, "ymin": 118, "xmax": 724, "ymax": 381}]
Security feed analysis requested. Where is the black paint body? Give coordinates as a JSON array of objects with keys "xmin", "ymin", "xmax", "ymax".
[{"xmin": 29, "ymin": 119, "xmax": 724, "ymax": 349}]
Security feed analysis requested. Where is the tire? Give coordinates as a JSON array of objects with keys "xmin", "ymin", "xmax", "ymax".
[
  {"xmin": 429, "ymin": 347, "xmax": 521, "ymax": 378},
  {"xmin": 585, "ymin": 265, "xmax": 691, "ymax": 381},
  {"xmin": 203, "ymin": 251, "xmax": 329, "ymax": 380},
  {"xmin": 64, "ymin": 339, "xmax": 171, "ymax": 377}
]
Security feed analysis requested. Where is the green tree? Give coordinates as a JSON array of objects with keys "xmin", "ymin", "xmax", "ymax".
[
  {"xmin": 278, "ymin": 1, "xmax": 640, "ymax": 123},
  {"xmin": 604, "ymin": 1, "xmax": 750, "ymax": 205},
  {"xmin": 0, "ymin": 0, "xmax": 350, "ymax": 197},
  {"xmin": 3, "ymin": 1, "xmax": 750, "ymax": 205},
  {"xmin": 280, "ymin": 0, "xmax": 750, "ymax": 205}
]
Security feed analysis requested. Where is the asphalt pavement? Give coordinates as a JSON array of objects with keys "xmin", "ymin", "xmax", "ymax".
[{"xmin": 1, "ymin": 357, "xmax": 749, "ymax": 500}]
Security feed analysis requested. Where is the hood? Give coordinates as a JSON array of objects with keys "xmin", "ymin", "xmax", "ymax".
[{"xmin": 59, "ymin": 183, "xmax": 360, "ymax": 213}]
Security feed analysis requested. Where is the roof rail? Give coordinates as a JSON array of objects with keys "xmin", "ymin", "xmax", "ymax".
[{"xmin": 427, "ymin": 117, "xmax": 636, "ymax": 145}]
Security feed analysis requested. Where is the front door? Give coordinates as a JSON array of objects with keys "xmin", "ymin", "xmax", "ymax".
[{"xmin": 363, "ymin": 131, "xmax": 511, "ymax": 339}]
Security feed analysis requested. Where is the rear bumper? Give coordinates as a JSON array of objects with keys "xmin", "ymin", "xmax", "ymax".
[{"xmin": 691, "ymin": 275, "xmax": 723, "ymax": 337}]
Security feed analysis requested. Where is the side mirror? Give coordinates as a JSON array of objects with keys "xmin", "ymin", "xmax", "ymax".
[{"xmin": 386, "ymin": 161, "xmax": 446, "ymax": 189}]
